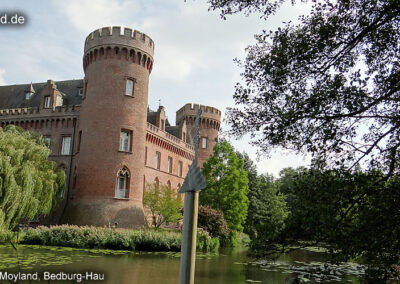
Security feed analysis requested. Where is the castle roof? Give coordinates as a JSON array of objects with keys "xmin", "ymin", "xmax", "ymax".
[
  {"xmin": 24, "ymin": 83, "xmax": 35, "ymax": 94},
  {"xmin": 0, "ymin": 79, "xmax": 83, "ymax": 109},
  {"xmin": 147, "ymin": 111, "xmax": 157, "ymax": 125}
]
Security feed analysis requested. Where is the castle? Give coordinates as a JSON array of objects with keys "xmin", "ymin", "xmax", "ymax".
[{"xmin": 0, "ymin": 27, "xmax": 221, "ymax": 227}]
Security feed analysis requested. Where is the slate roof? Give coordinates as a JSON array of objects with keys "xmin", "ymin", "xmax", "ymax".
[
  {"xmin": 0, "ymin": 79, "xmax": 184, "ymax": 139},
  {"xmin": 0, "ymin": 80, "xmax": 83, "ymax": 109},
  {"xmin": 146, "ymin": 110, "xmax": 181, "ymax": 139},
  {"xmin": 147, "ymin": 111, "xmax": 157, "ymax": 125},
  {"xmin": 165, "ymin": 125, "xmax": 180, "ymax": 138}
]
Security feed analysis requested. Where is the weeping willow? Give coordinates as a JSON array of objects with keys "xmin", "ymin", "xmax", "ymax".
[{"xmin": 0, "ymin": 125, "xmax": 65, "ymax": 231}]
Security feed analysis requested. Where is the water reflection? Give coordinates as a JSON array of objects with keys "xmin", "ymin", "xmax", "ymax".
[{"xmin": 0, "ymin": 245, "xmax": 363, "ymax": 283}]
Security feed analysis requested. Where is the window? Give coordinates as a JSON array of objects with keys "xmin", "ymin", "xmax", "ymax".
[
  {"xmin": 61, "ymin": 136, "xmax": 71, "ymax": 155},
  {"xmin": 25, "ymin": 93, "xmax": 31, "ymax": 100},
  {"xmin": 116, "ymin": 167, "xmax": 130, "ymax": 198},
  {"xmin": 167, "ymin": 157, "xmax": 172, "ymax": 173},
  {"xmin": 125, "ymin": 79, "xmax": 135, "ymax": 96},
  {"xmin": 178, "ymin": 161, "xmax": 183, "ymax": 177},
  {"xmin": 161, "ymin": 119, "xmax": 165, "ymax": 130},
  {"xmin": 201, "ymin": 137, "xmax": 207, "ymax": 149},
  {"xmin": 44, "ymin": 96, "xmax": 51, "ymax": 108},
  {"xmin": 119, "ymin": 130, "xmax": 132, "ymax": 152},
  {"xmin": 78, "ymin": 88, "xmax": 83, "ymax": 96},
  {"xmin": 155, "ymin": 151, "xmax": 161, "ymax": 169},
  {"xmin": 183, "ymin": 132, "xmax": 186, "ymax": 142},
  {"xmin": 144, "ymin": 146, "xmax": 148, "ymax": 165},
  {"xmin": 43, "ymin": 136, "xmax": 51, "ymax": 148}
]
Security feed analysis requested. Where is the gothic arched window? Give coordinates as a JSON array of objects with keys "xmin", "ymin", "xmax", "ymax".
[{"xmin": 116, "ymin": 167, "xmax": 130, "ymax": 198}]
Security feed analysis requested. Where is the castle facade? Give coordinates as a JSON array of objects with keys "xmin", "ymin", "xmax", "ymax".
[{"xmin": 0, "ymin": 27, "xmax": 221, "ymax": 227}]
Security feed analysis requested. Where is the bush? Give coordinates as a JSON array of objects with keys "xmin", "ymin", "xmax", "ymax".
[
  {"xmin": 196, "ymin": 229, "xmax": 220, "ymax": 252},
  {"xmin": 198, "ymin": 205, "xmax": 231, "ymax": 241},
  {"xmin": 0, "ymin": 229, "xmax": 14, "ymax": 244},
  {"xmin": 20, "ymin": 225, "xmax": 218, "ymax": 252}
]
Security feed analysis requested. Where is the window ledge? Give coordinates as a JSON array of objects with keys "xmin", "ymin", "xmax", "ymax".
[
  {"xmin": 124, "ymin": 94, "xmax": 135, "ymax": 98},
  {"xmin": 113, "ymin": 197, "xmax": 130, "ymax": 201},
  {"xmin": 118, "ymin": 150, "xmax": 133, "ymax": 154}
]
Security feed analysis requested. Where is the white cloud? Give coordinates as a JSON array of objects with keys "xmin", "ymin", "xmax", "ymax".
[
  {"xmin": 52, "ymin": 0, "xmax": 140, "ymax": 34},
  {"xmin": 1, "ymin": 0, "xmax": 314, "ymax": 174},
  {"xmin": 0, "ymin": 68, "xmax": 7, "ymax": 85}
]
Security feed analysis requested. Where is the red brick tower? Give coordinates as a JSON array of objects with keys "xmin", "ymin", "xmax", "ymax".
[
  {"xmin": 63, "ymin": 27, "xmax": 154, "ymax": 227},
  {"xmin": 176, "ymin": 104, "xmax": 221, "ymax": 168}
]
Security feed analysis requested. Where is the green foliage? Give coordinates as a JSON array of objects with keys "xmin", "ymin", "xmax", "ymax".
[
  {"xmin": 276, "ymin": 167, "xmax": 400, "ymax": 281},
  {"xmin": 200, "ymin": 140, "xmax": 249, "ymax": 231},
  {"xmin": 245, "ymin": 174, "xmax": 288, "ymax": 247},
  {"xmin": 143, "ymin": 183, "xmax": 183, "ymax": 227},
  {"xmin": 210, "ymin": 0, "xmax": 400, "ymax": 175},
  {"xmin": 21, "ymin": 225, "xmax": 219, "ymax": 252},
  {"xmin": 0, "ymin": 228, "xmax": 14, "ymax": 244},
  {"xmin": 198, "ymin": 205, "xmax": 231, "ymax": 245},
  {"xmin": 196, "ymin": 228, "xmax": 220, "ymax": 252},
  {"xmin": 235, "ymin": 152, "xmax": 289, "ymax": 247},
  {"xmin": 0, "ymin": 125, "xmax": 65, "ymax": 231}
]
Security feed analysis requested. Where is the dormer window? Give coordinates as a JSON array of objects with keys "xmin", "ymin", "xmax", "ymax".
[
  {"xmin": 78, "ymin": 88, "xmax": 83, "ymax": 96},
  {"xmin": 25, "ymin": 83, "xmax": 35, "ymax": 100},
  {"xmin": 44, "ymin": 96, "xmax": 51, "ymax": 108}
]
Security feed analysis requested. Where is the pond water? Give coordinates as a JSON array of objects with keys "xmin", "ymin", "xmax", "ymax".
[{"xmin": 0, "ymin": 245, "xmax": 365, "ymax": 283}]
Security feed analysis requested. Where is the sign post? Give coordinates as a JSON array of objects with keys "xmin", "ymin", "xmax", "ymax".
[{"xmin": 178, "ymin": 109, "xmax": 206, "ymax": 284}]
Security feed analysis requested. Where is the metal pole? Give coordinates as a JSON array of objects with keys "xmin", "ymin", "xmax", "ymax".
[
  {"xmin": 189, "ymin": 191, "xmax": 199, "ymax": 283},
  {"xmin": 179, "ymin": 191, "xmax": 195, "ymax": 284},
  {"xmin": 178, "ymin": 109, "xmax": 205, "ymax": 284}
]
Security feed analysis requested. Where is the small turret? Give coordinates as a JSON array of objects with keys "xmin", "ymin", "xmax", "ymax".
[{"xmin": 176, "ymin": 103, "xmax": 221, "ymax": 167}]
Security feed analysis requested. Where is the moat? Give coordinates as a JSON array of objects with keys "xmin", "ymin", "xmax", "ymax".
[{"xmin": 0, "ymin": 245, "xmax": 365, "ymax": 283}]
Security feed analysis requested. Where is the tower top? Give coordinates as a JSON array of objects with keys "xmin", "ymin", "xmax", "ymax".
[
  {"xmin": 84, "ymin": 26, "xmax": 154, "ymax": 57},
  {"xmin": 176, "ymin": 103, "xmax": 221, "ymax": 125}
]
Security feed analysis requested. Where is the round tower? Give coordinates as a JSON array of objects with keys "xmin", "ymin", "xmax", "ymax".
[
  {"xmin": 176, "ymin": 104, "xmax": 221, "ymax": 168},
  {"xmin": 63, "ymin": 26, "xmax": 154, "ymax": 227}
]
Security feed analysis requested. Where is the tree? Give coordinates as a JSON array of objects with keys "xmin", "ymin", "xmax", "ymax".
[
  {"xmin": 143, "ymin": 183, "xmax": 183, "ymax": 227},
  {"xmin": 200, "ymin": 139, "xmax": 249, "ymax": 231},
  {"xmin": 0, "ymin": 125, "xmax": 65, "ymax": 231},
  {"xmin": 235, "ymin": 152, "xmax": 289, "ymax": 244},
  {"xmin": 207, "ymin": 0, "xmax": 400, "ymax": 175},
  {"xmin": 245, "ymin": 174, "xmax": 288, "ymax": 248},
  {"xmin": 276, "ymin": 167, "xmax": 400, "ymax": 281}
]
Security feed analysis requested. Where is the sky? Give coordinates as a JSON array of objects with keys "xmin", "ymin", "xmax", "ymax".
[{"xmin": 0, "ymin": 0, "xmax": 312, "ymax": 177}]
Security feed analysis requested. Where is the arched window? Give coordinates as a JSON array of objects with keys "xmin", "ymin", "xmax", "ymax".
[{"xmin": 116, "ymin": 167, "xmax": 130, "ymax": 198}]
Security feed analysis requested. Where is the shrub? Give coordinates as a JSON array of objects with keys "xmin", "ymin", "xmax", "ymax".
[
  {"xmin": 20, "ymin": 225, "xmax": 218, "ymax": 253},
  {"xmin": 198, "ymin": 205, "xmax": 230, "ymax": 238},
  {"xmin": 0, "ymin": 229, "xmax": 14, "ymax": 244}
]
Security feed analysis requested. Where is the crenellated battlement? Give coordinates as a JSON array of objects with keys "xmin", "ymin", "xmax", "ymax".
[
  {"xmin": 0, "ymin": 105, "xmax": 81, "ymax": 118},
  {"xmin": 176, "ymin": 103, "xmax": 221, "ymax": 126},
  {"xmin": 84, "ymin": 26, "xmax": 154, "ymax": 56},
  {"xmin": 83, "ymin": 26, "xmax": 154, "ymax": 73}
]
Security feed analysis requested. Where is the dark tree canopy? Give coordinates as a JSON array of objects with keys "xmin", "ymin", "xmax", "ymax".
[
  {"xmin": 276, "ymin": 167, "xmax": 400, "ymax": 281},
  {"xmin": 210, "ymin": 0, "xmax": 400, "ymax": 174}
]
